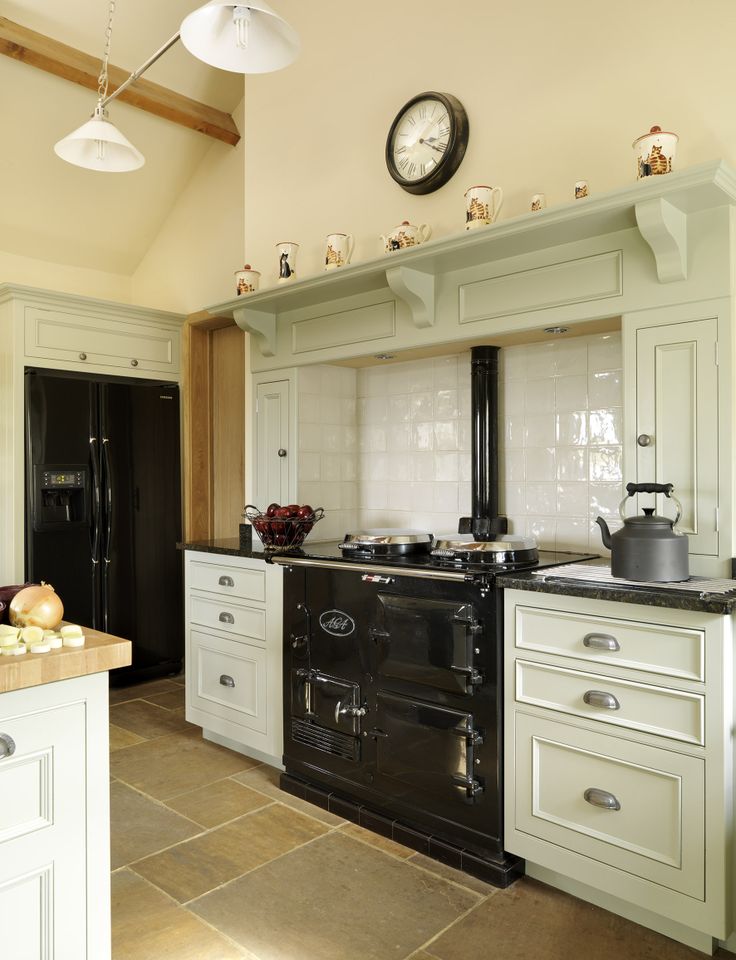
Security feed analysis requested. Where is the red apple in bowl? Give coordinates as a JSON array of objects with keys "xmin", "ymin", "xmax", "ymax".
[
  {"xmin": 296, "ymin": 504, "xmax": 313, "ymax": 519},
  {"xmin": 266, "ymin": 502, "xmax": 280, "ymax": 517}
]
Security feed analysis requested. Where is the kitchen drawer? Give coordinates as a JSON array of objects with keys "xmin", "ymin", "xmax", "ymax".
[
  {"xmin": 515, "ymin": 659, "xmax": 704, "ymax": 745},
  {"xmin": 189, "ymin": 596, "xmax": 266, "ymax": 641},
  {"xmin": 189, "ymin": 630, "xmax": 267, "ymax": 733},
  {"xmin": 189, "ymin": 559, "xmax": 265, "ymax": 602},
  {"xmin": 24, "ymin": 306, "xmax": 180, "ymax": 374},
  {"xmin": 514, "ymin": 712, "xmax": 704, "ymax": 899},
  {"xmin": 515, "ymin": 605, "xmax": 704, "ymax": 681}
]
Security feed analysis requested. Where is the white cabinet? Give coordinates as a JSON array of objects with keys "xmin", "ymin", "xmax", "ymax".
[
  {"xmin": 504, "ymin": 589, "xmax": 733, "ymax": 949},
  {"xmin": 255, "ymin": 378, "xmax": 291, "ymax": 507},
  {"xmin": 0, "ymin": 672, "xmax": 112, "ymax": 960},
  {"xmin": 624, "ymin": 306, "xmax": 722, "ymax": 568},
  {"xmin": 185, "ymin": 550, "xmax": 284, "ymax": 765}
]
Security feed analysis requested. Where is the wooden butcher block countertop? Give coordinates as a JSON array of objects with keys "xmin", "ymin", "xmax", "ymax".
[{"xmin": 0, "ymin": 624, "xmax": 132, "ymax": 693}]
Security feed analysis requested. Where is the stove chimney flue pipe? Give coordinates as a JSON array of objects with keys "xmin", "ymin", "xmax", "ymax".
[{"xmin": 458, "ymin": 345, "xmax": 508, "ymax": 540}]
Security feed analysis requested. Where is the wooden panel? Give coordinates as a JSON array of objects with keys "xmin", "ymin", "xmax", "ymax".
[
  {"xmin": 212, "ymin": 325, "xmax": 245, "ymax": 538},
  {"xmin": 292, "ymin": 301, "xmax": 396, "ymax": 354},
  {"xmin": 0, "ymin": 17, "xmax": 240, "ymax": 146},
  {"xmin": 182, "ymin": 321, "xmax": 213, "ymax": 541},
  {"xmin": 459, "ymin": 250, "xmax": 623, "ymax": 325}
]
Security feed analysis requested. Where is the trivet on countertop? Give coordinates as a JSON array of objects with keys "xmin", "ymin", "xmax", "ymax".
[{"xmin": 532, "ymin": 563, "xmax": 736, "ymax": 597}]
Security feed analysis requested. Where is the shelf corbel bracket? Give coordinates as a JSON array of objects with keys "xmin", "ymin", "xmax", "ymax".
[
  {"xmin": 385, "ymin": 265, "xmax": 436, "ymax": 328},
  {"xmin": 635, "ymin": 197, "xmax": 688, "ymax": 283},
  {"xmin": 232, "ymin": 305, "xmax": 277, "ymax": 357}
]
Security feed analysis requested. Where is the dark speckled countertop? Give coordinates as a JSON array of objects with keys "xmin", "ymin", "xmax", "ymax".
[
  {"xmin": 178, "ymin": 538, "xmax": 271, "ymax": 560},
  {"xmin": 497, "ymin": 560, "xmax": 736, "ymax": 615}
]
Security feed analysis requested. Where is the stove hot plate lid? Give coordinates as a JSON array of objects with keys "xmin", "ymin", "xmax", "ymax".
[
  {"xmin": 432, "ymin": 533, "xmax": 539, "ymax": 563},
  {"xmin": 339, "ymin": 528, "xmax": 433, "ymax": 555}
]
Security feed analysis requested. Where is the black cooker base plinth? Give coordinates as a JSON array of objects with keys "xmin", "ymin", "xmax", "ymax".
[{"xmin": 279, "ymin": 771, "xmax": 525, "ymax": 889}]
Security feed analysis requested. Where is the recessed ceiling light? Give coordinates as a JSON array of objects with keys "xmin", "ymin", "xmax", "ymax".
[
  {"xmin": 544, "ymin": 326, "xmax": 569, "ymax": 335},
  {"xmin": 374, "ymin": 353, "xmax": 395, "ymax": 360}
]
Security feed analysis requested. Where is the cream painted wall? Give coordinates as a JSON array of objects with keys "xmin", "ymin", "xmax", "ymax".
[
  {"xmin": 131, "ymin": 98, "xmax": 246, "ymax": 314},
  {"xmin": 243, "ymin": 0, "xmax": 736, "ymax": 282},
  {"xmin": 0, "ymin": 250, "xmax": 131, "ymax": 302}
]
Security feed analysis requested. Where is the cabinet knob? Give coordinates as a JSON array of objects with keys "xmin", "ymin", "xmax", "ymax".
[
  {"xmin": 79, "ymin": 352, "xmax": 87, "ymax": 361},
  {"xmin": 637, "ymin": 433, "xmax": 653, "ymax": 447},
  {"xmin": 583, "ymin": 632, "xmax": 620, "ymax": 652},
  {"xmin": 0, "ymin": 733, "xmax": 16, "ymax": 759},
  {"xmin": 218, "ymin": 575, "xmax": 235, "ymax": 587},
  {"xmin": 277, "ymin": 448, "xmax": 287, "ymax": 458},
  {"xmin": 218, "ymin": 611, "xmax": 235, "ymax": 624},
  {"xmin": 219, "ymin": 674, "xmax": 236, "ymax": 688},
  {"xmin": 583, "ymin": 689, "xmax": 620, "ymax": 711},
  {"xmin": 130, "ymin": 359, "xmax": 139, "ymax": 367},
  {"xmin": 584, "ymin": 787, "xmax": 621, "ymax": 811}
]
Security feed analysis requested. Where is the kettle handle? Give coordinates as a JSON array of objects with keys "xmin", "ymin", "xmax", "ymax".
[
  {"xmin": 620, "ymin": 482, "xmax": 683, "ymax": 530},
  {"xmin": 626, "ymin": 482, "xmax": 674, "ymax": 497}
]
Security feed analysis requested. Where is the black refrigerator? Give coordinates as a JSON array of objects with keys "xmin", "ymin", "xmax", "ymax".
[{"xmin": 24, "ymin": 367, "xmax": 183, "ymax": 684}]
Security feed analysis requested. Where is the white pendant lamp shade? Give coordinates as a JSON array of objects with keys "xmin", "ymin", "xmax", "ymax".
[
  {"xmin": 180, "ymin": 1, "xmax": 299, "ymax": 74},
  {"xmin": 54, "ymin": 106, "xmax": 144, "ymax": 173}
]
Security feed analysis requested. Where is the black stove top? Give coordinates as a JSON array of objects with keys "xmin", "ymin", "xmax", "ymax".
[{"xmin": 285, "ymin": 540, "xmax": 597, "ymax": 576}]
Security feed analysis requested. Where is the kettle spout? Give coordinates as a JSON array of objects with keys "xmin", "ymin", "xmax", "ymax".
[{"xmin": 595, "ymin": 516, "xmax": 613, "ymax": 549}]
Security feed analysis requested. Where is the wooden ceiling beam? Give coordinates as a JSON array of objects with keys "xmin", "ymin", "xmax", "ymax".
[{"xmin": 0, "ymin": 16, "xmax": 241, "ymax": 147}]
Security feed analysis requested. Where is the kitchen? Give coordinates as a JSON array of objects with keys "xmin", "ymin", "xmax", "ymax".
[{"xmin": 2, "ymin": 1, "xmax": 736, "ymax": 959}]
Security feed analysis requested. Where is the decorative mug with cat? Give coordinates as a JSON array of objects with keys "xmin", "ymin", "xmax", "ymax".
[
  {"xmin": 633, "ymin": 125, "xmax": 678, "ymax": 180},
  {"xmin": 276, "ymin": 241, "xmax": 299, "ymax": 283},
  {"xmin": 465, "ymin": 185, "xmax": 504, "ymax": 229}
]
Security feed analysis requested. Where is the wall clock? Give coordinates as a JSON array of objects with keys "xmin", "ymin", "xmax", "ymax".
[{"xmin": 385, "ymin": 91, "xmax": 469, "ymax": 195}]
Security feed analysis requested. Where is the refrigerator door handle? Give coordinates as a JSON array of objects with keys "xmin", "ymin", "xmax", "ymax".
[
  {"xmin": 89, "ymin": 437, "xmax": 102, "ymax": 561},
  {"xmin": 102, "ymin": 437, "xmax": 113, "ymax": 562}
]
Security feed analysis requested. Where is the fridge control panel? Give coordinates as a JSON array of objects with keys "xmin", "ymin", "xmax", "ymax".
[{"xmin": 40, "ymin": 471, "xmax": 85, "ymax": 489}]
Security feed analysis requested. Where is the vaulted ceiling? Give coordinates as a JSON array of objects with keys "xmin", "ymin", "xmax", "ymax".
[{"xmin": 0, "ymin": 0, "xmax": 244, "ymax": 274}]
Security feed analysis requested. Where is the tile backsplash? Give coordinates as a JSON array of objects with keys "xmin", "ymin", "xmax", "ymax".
[{"xmin": 293, "ymin": 331, "xmax": 622, "ymax": 551}]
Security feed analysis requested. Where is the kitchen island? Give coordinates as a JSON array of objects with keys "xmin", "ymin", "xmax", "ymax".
[{"xmin": 0, "ymin": 626, "xmax": 131, "ymax": 960}]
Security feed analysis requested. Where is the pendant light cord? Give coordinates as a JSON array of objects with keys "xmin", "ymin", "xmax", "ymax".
[{"xmin": 97, "ymin": 0, "xmax": 117, "ymax": 104}]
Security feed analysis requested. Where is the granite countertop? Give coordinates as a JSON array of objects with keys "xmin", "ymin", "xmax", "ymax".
[
  {"xmin": 179, "ymin": 537, "xmax": 271, "ymax": 560},
  {"xmin": 0, "ymin": 625, "xmax": 132, "ymax": 694},
  {"xmin": 497, "ymin": 560, "xmax": 736, "ymax": 615}
]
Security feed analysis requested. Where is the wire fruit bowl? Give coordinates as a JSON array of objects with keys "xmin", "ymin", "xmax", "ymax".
[{"xmin": 244, "ymin": 505, "xmax": 325, "ymax": 549}]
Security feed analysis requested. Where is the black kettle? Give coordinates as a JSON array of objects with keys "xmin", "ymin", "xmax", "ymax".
[{"xmin": 595, "ymin": 482, "xmax": 689, "ymax": 582}]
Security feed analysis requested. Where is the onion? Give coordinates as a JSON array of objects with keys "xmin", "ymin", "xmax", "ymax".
[{"xmin": 9, "ymin": 583, "xmax": 64, "ymax": 630}]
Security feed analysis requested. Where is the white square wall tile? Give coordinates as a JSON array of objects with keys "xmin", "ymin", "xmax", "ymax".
[
  {"xmin": 364, "ymin": 396, "xmax": 388, "ymax": 424},
  {"xmin": 459, "ymin": 452, "xmax": 473, "ymax": 482},
  {"xmin": 588, "ymin": 332, "xmax": 622, "ymax": 372},
  {"xmin": 433, "ymin": 356, "xmax": 458, "ymax": 388},
  {"xmin": 410, "ymin": 392, "xmax": 434, "ymax": 420},
  {"xmin": 387, "ymin": 482, "xmax": 413, "ymax": 512},
  {"xmin": 556, "ymin": 482, "xmax": 589, "ymax": 517},
  {"xmin": 434, "ymin": 421, "xmax": 459, "ymax": 450},
  {"xmin": 505, "ymin": 416, "xmax": 525, "ymax": 448},
  {"xmin": 321, "ymin": 454, "xmax": 342, "ymax": 482},
  {"xmin": 388, "ymin": 454, "xmax": 410, "ymax": 482},
  {"xmin": 387, "ymin": 423, "xmax": 410, "ymax": 451},
  {"xmin": 503, "ymin": 449, "xmax": 524, "ymax": 482},
  {"xmin": 556, "ymin": 412, "xmax": 588, "ymax": 446},
  {"xmin": 341, "ymin": 456, "xmax": 358, "ymax": 482},
  {"xmin": 555, "ymin": 375, "xmax": 588, "ymax": 413},
  {"xmin": 364, "ymin": 452, "xmax": 388, "ymax": 482},
  {"xmin": 528, "ymin": 516, "xmax": 556, "ymax": 550},
  {"xmin": 410, "ymin": 422, "xmax": 434, "ymax": 451},
  {"xmin": 359, "ymin": 426, "xmax": 387, "ymax": 452},
  {"xmin": 458, "ymin": 418, "xmax": 472, "ymax": 451},
  {"xmin": 589, "ymin": 408, "xmax": 622, "ymax": 445},
  {"xmin": 556, "ymin": 447, "xmax": 588, "ymax": 482},
  {"xmin": 589, "ymin": 446, "xmax": 623, "ymax": 482},
  {"xmin": 298, "ymin": 452, "xmax": 321, "ymax": 482},
  {"xmin": 360, "ymin": 481, "xmax": 388, "ymax": 510},
  {"xmin": 297, "ymin": 365, "xmax": 325, "ymax": 394},
  {"xmin": 298, "ymin": 423, "xmax": 322, "ymax": 452},
  {"xmin": 553, "ymin": 338, "xmax": 588, "ymax": 376},
  {"xmin": 502, "ymin": 379, "xmax": 526, "ymax": 416},
  {"xmin": 525, "ymin": 342, "xmax": 557, "ymax": 378},
  {"xmin": 433, "ymin": 483, "xmax": 458, "ymax": 513},
  {"xmin": 501, "ymin": 345, "xmax": 527, "ymax": 380},
  {"xmin": 299, "ymin": 394, "xmax": 321, "ymax": 423},
  {"xmin": 410, "ymin": 482, "xmax": 435, "ymax": 512},
  {"xmin": 526, "ymin": 483, "xmax": 556, "ymax": 515},
  {"xmin": 588, "ymin": 371, "xmax": 623, "ymax": 409},
  {"xmin": 524, "ymin": 414, "xmax": 556, "ymax": 447},
  {"xmin": 365, "ymin": 367, "xmax": 389, "ymax": 398},
  {"xmin": 410, "ymin": 453, "xmax": 434, "ymax": 481},
  {"xmin": 435, "ymin": 389, "xmax": 460, "ymax": 419},
  {"xmin": 556, "ymin": 518, "xmax": 590, "ymax": 551},
  {"xmin": 524, "ymin": 379, "xmax": 555, "ymax": 414},
  {"xmin": 458, "ymin": 482, "xmax": 472, "ymax": 514},
  {"xmin": 503, "ymin": 483, "xmax": 526, "ymax": 515},
  {"xmin": 525, "ymin": 447, "xmax": 556, "ymax": 482},
  {"xmin": 388, "ymin": 395, "xmax": 410, "ymax": 422},
  {"xmin": 434, "ymin": 452, "xmax": 460, "ymax": 482},
  {"xmin": 590, "ymin": 482, "xmax": 624, "ymax": 518}
]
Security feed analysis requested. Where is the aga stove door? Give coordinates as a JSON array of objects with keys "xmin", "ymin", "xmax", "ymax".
[
  {"xmin": 373, "ymin": 594, "xmax": 483, "ymax": 695},
  {"xmin": 373, "ymin": 692, "xmax": 485, "ymax": 814}
]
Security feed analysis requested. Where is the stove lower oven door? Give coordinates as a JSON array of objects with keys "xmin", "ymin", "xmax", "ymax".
[{"xmin": 290, "ymin": 668, "xmax": 364, "ymax": 762}]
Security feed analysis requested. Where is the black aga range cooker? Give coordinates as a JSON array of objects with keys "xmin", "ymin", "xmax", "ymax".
[{"xmin": 273, "ymin": 346, "xmax": 595, "ymax": 886}]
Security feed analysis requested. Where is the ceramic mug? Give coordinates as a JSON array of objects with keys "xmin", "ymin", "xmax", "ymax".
[
  {"xmin": 574, "ymin": 180, "xmax": 589, "ymax": 200},
  {"xmin": 325, "ymin": 233, "xmax": 354, "ymax": 270},
  {"xmin": 633, "ymin": 124, "xmax": 678, "ymax": 179},
  {"xmin": 530, "ymin": 193, "xmax": 546, "ymax": 212},
  {"xmin": 465, "ymin": 185, "xmax": 504, "ymax": 230},
  {"xmin": 276, "ymin": 241, "xmax": 299, "ymax": 283},
  {"xmin": 234, "ymin": 264, "xmax": 260, "ymax": 295}
]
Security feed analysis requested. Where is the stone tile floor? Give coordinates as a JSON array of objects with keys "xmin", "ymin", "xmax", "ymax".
[{"xmin": 109, "ymin": 677, "xmax": 724, "ymax": 959}]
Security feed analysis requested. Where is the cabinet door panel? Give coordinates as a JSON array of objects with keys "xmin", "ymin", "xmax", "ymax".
[
  {"xmin": 256, "ymin": 380, "xmax": 290, "ymax": 508},
  {"xmin": 636, "ymin": 317, "xmax": 718, "ymax": 555},
  {"xmin": 190, "ymin": 629, "xmax": 267, "ymax": 733}
]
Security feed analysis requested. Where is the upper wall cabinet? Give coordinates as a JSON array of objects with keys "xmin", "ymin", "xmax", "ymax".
[{"xmin": 208, "ymin": 161, "xmax": 736, "ymax": 373}]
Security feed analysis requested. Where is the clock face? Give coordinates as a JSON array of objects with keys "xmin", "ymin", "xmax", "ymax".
[{"xmin": 385, "ymin": 92, "xmax": 469, "ymax": 195}]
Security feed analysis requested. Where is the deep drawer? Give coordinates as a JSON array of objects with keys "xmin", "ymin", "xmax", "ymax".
[
  {"xmin": 515, "ymin": 605, "xmax": 704, "ymax": 681},
  {"xmin": 188, "ymin": 630, "xmax": 267, "ymax": 734},
  {"xmin": 515, "ymin": 659, "xmax": 704, "ymax": 745},
  {"xmin": 189, "ymin": 596, "xmax": 266, "ymax": 641},
  {"xmin": 189, "ymin": 560, "xmax": 266, "ymax": 603},
  {"xmin": 514, "ymin": 712, "xmax": 704, "ymax": 899}
]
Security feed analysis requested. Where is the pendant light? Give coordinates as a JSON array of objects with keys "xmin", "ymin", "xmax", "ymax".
[
  {"xmin": 54, "ymin": 0, "xmax": 144, "ymax": 172},
  {"xmin": 180, "ymin": 1, "xmax": 299, "ymax": 74}
]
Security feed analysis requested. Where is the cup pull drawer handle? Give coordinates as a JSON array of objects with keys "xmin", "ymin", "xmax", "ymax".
[
  {"xmin": 584, "ymin": 787, "xmax": 621, "ymax": 811},
  {"xmin": 583, "ymin": 690, "xmax": 620, "ymax": 710},
  {"xmin": 583, "ymin": 632, "xmax": 620, "ymax": 652},
  {"xmin": 0, "ymin": 733, "xmax": 16, "ymax": 759},
  {"xmin": 218, "ymin": 612, "xmax": 235, "ymax": 624},
  {"xmin": 218, "ymin": 575, "xmax": 235, "ymax": 587},
  {"xmin": 220, "ymin": 675, "xmax": 236, "ymax": 688}
]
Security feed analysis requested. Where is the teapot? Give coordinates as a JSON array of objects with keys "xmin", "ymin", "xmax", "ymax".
[
  {"xmin": 381, "ymin": 220, "xmax": 431, "ymax": 254},
  {"xmin": 595, "ymin": 482, "xmax": 689, "ymax": 582}
]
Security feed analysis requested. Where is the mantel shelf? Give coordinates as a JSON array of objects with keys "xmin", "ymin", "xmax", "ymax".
[{"xmin": 208, "ymin": 160, "xmax": 736, "ymax": 354}]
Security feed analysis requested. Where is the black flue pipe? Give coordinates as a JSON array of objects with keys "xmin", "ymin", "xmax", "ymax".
[{"xmin": 458, "ymin": 345, "xmax": 507, "ymax": 539}]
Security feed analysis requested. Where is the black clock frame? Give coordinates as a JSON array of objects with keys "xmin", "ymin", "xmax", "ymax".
[{"xmin": 385, "ymin": 91, "xmax": 469, "ymax": 195}]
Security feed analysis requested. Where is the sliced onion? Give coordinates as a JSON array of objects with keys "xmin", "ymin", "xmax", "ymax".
[{"xmin": 9, "ymin": 584, "xmax": 64, "ymax": 630}]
